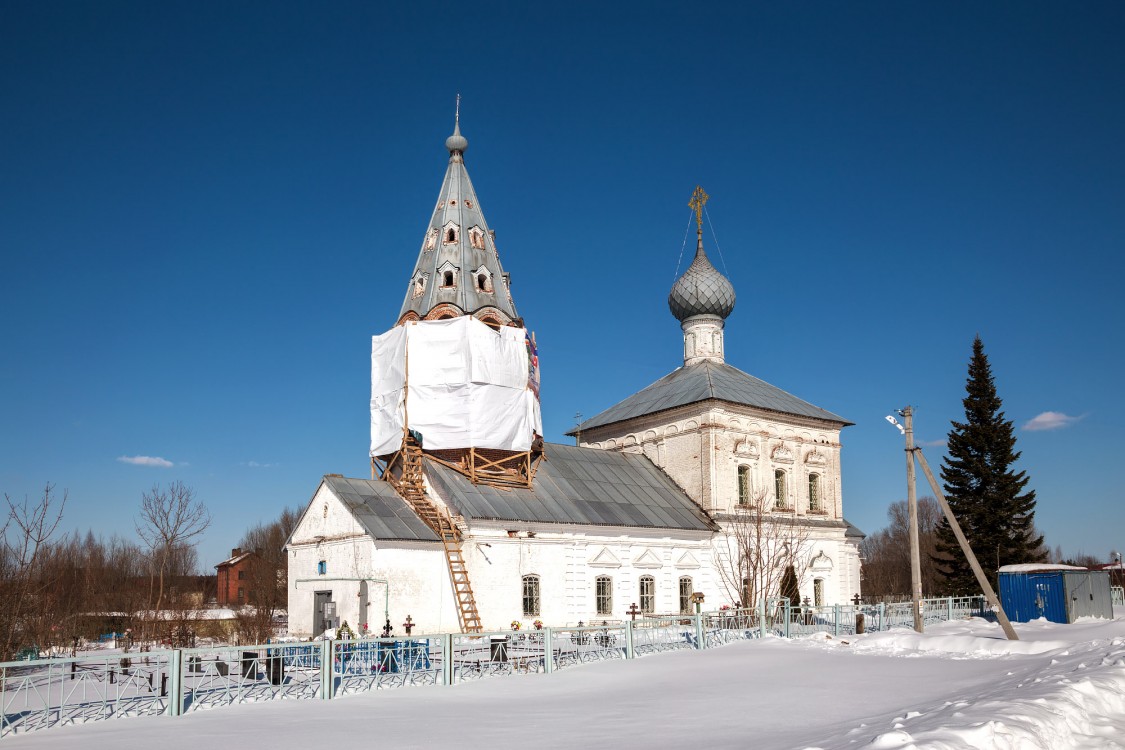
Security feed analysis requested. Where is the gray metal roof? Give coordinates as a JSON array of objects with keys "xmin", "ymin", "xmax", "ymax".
[
  {"xmin": 424, "ymin": 443, "xmax": 718, "ymax": 533},
  {"xmin": 569, "ymin": 360, "xmax": 852, "ymax": 434},
  {"xmin": 844, "ymin": 518, "xmax": 866, "ymax": 539},
  {"xmin": 397, "ymin": 119, "xmax": 519, "ymax": 323},
  {"xmin": 322, "ymin": 475, "xmax": 440, "ymax": 542}
]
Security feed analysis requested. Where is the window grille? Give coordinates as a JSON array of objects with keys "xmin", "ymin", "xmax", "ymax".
[
  {"xmin": 596, "ymin": 575, "xmax": 613, "ymax": 615},
  {"xmin": 317, "ymin": 560, "xmax": 326, "ymax": 576},
  {"xmin": 737, "ymin": 465, "xmax": 750, "ymax": 505},
  {"xmin": 775, "ymin": 470, "xmax": 788, "ymax": 509},
  {"xmin": 678, "ymin": 576, "xmax": 693, "ymax": 614},
  {"xmin": 809, "ymin": 473, "xmax": 821, "ymax": 512},
  {"xmin": 522, "ymin": 574, "xmax": 540, "ymax": 617},
  {"xmin": 813, "ymin": 578, "xmax": 824, "ymax": 607},
  {"xmin": 639, "ymin": 575, "xmax": 655, "ymax": 614}
]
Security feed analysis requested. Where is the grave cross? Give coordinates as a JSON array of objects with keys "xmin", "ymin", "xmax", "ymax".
[
  {"xmin": 627, "ymin": 603, "xmax": 641, "ymax": 621},
  {"xmin": 403, "ymin": 615, "xmax": 414, "ymax": 636}
]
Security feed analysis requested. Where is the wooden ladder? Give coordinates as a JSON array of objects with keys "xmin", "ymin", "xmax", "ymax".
[{"xmin": 393, "ymin": 440, "xmax": 483, "ymax": 633}]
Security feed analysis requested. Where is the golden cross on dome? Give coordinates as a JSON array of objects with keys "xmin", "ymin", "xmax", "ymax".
[{"xmin": 689, "ymin": 185, "xmax": 709, "ymax": 233}]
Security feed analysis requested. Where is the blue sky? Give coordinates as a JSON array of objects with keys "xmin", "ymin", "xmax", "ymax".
[{"xmin": 3, "ymin": 2, "xmax": 1123, "ymax": 569}]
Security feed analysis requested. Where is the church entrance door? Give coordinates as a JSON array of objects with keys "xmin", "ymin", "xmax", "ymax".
[{"xmin": 313, "ymin": 591, "xmax": 334, "ymax": 635}]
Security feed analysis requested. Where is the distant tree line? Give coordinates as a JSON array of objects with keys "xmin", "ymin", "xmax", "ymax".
[{"xmin": 1, "ymin": 480, "xmax": 297, "ymax": 661}]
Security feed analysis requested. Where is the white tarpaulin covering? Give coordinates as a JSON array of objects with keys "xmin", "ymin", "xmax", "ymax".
[{"xmin": 370, "ymin": 317, "xmax": 543, "ymax": 456}]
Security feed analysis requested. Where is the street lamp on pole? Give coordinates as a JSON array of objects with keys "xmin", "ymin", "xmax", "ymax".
[{"xmin": 887, "ymin": 409, "xmax": 923, "ymax": 633}]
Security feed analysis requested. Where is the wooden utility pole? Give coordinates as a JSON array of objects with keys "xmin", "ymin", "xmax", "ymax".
[
  {"xmin": 903, "ymin": 406, "xmax": 924, "ymax": 633},
  {"xmin": 913, "ymin": 447, "xmax": 1019, "ymax": 641}
]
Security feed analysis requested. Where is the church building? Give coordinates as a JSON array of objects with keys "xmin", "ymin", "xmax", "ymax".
[{"xmin": 284, "ymin": 114, "xmax": 862, "ymax": 637}]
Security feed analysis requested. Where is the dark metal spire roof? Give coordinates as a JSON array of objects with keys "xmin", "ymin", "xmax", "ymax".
[
  {"xmin": 668, "ymin": 234, "xmax": 736, "ymax": 321},
  {"xmin": 568, "ymin": 360, "xmax": 852, "ymax": 434},
  {"xmin": 397, "ymin": 114, "xmax": 518, "ymax": 323}
]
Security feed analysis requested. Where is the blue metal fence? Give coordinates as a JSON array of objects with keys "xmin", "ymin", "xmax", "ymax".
[{"xmin": 0, "ymin": 596, "xmax": 988, "ymax": 739}]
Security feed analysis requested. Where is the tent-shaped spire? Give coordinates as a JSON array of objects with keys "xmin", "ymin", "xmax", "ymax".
[{"xmin": 397, "ymin": 109, "xmax": 519, "ymax": 326}]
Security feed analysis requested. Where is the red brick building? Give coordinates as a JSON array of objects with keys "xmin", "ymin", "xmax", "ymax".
[{"xmin": 215, "ymin": 548, "xmax": 260, "ymax": 606}]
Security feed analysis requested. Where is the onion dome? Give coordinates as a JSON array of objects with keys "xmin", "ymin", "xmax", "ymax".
[
  {"xmin": 668, "ymin": 236, "xmax": 736, "ymax": 321},
  {"xmin": 445, "ymin": 119, "xmax": 468, "ymax": 154}
]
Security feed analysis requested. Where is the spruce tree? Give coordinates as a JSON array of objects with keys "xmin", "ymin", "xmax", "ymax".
[{"xmin": 935, "ymin": 337, "xmax": 1044, "ymax": 594}]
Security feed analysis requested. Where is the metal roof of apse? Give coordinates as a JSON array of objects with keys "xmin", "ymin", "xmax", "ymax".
[
  {"xmin": 322, "ymin": 475, "xmax": 441, "ymax": 542},
  {"xmin": 569, "ymin": 360, "xmax": 852, "ymax": 434},
  {"xmin": 424, "ymin": 444, "xmax": 718, "ymax": 532}
]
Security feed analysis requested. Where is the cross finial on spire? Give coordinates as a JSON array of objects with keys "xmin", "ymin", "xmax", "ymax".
[
  {"xmin": 455, "ymin": 93, "xmax": 461, "ymax": 125},
  {"xmin": 689, "ymin": 185, "xmax": 709, "ymax": 235}
]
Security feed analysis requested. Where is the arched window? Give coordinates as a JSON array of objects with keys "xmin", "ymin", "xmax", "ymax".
[
  {"xmin": 808, "ymin": 473, "xmax": 821, "ymax": 512},
  {"xmin": 446, "ymin": 227, "xmax": 456, "ymax": 243},
  {"xmin": 412, "ymin": 275, "xmax": 426, "ymax": 298},
  {"xmin": 596, "ymin": 575, "xmax": 613, "ymax": 616},
  {"xmin": 639, "ymin": 575, "xmax": 656, "ymax": 614},
  {"xmin": 678, "ymin": 576, "xmax": 693, "ymax": 615},
  {"xmin": 477, "ymin": 273, "xmax": 488, "ymax": 291},
  {"xmin": 813, "ymin": 578, "xmax": 825, "ymax": 607},
  {"xmin": 469, "ymin": 228, "xmax": 485, "ymax": 250},
  {"xmin": 737, "ymin": 465, "xmax": 751, "ymax": 505},
  {"xmin": 775, "ymin": 469, "xmax": 788, "ymax": 509},
  {"xmin": 442, "ymin": 271, "xmax": 454, "ymax": 287},
  {"xmin": 522, "ymin": 574, "xmax": 540, "ymax": 617}
]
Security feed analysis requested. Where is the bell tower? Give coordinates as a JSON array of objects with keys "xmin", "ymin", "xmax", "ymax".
[{"xmin": 397, "ymin": 100, "xmax": 519, "ymax": 329}]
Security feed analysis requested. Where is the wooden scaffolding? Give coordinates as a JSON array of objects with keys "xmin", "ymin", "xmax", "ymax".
[{"xmin": 378, "ymin": 437, "xmax": 482, "ymax": 633}]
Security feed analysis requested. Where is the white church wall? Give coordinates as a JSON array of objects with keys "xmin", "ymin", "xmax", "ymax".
[
  {"xmin": 580, "ymin": 400, "xmax": 859, "ymax": 604},
  {"xmin": 286, "ymin": 481, "xmax": 459, "ymax": 636},
  {"xmin": 459, "ymin": 525, "xmax": 721, "ymax": 628}
]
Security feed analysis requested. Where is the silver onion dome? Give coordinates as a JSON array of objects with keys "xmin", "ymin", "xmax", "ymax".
[{"xmin": 668, "ymin": 240, "xmax": 736, "ymax": 321}]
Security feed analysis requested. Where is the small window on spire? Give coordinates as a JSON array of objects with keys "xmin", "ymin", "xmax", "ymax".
[
  {"xmin": 477, "ymin": 274, "xmax": 488, "ymax": 291},
  {"xmin": 447, "ymin": 228, "xmax": 456, "ymax": 242},
  {"xmin": 469, "ymin": 227, "xmax": 485, "ymax": 250},
  {"xmin": 442, "ymin": 271, "xmax": 455, "ymax": 287},
  {"xmin": 412, "ymin": 275, "xmax": 426, "ymax": 298}
]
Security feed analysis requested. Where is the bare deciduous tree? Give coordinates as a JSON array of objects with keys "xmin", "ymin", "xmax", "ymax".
[
  {"xmin": 861, "ymin": 496, "xmax": 943, "ymax": 599},
  {"xmin": 713, "ymin": 486, "xmax": 812, "ymax": 607},
  {"xmin": 233, "ymin": 506, "xmax": 299, "ymax": 644},
  {"xmin": 1, "ymin": 484, "xmax": 66, "ymax": 660},
  {"xmin": 135, "ymin": 482, "xmax": 211, "ymax": 631}
]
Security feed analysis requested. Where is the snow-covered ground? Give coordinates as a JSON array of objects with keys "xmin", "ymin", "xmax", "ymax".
[{"xmin": 8, "ymin": 617, "xmax": 1125, "ymax": 749}]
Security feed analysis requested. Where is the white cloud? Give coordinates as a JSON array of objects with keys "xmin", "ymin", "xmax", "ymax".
[
  {"xmin": 244, "ymin": 461, "xmax": 279, "ymax": 468},
  {"xmin": 117, "ymin": 455, "xmax": 174, "ymax": 468},
  {"xmin": 1023, "ymin": 411, "xmax": 1084, "ymax": 432},
  {"xmin": 919, "ymin": 439, "xmax": 947, "ymax": 448}
]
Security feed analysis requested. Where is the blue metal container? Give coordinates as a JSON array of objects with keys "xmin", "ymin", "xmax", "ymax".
[{"xmin": 998, "ymin": 568, "xmax": 1112, "ymax": 623}]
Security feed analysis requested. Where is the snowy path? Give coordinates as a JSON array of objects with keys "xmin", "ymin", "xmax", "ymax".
[{"xmin": 7, "ymin": 618, "xmax": 1125, "ymax": 749}]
